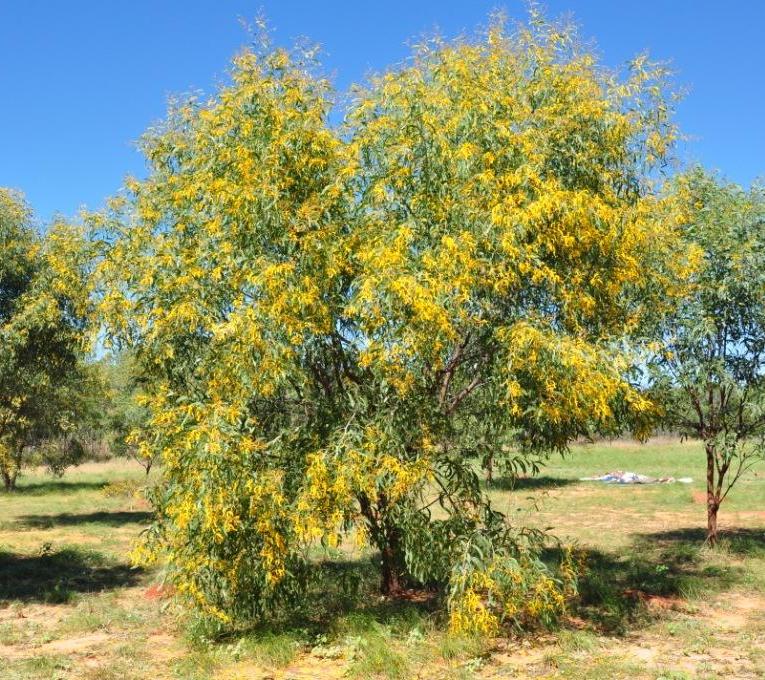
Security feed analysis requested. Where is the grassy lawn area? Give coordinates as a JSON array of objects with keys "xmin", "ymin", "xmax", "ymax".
[{"xmin": 0, "ymin": 440, "xmax": 763, "ymax": 679}]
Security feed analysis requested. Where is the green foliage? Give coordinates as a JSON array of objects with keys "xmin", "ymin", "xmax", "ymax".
[{"xmin": 97, "ymin": 352, "xmax": 153, "ymax": 472}]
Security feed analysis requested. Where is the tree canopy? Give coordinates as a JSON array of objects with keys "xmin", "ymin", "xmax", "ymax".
[{"xmin": 92, "ymin": 16, "xmax": 691, "ymax": 632}]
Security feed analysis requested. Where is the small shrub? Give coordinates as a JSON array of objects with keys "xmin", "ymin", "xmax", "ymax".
[{"xmin": 101, "ymin": 479, "xmax": 143, "ymax": 498}]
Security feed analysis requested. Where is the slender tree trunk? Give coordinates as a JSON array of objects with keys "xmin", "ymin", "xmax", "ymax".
[
  {"xmin": 705, "ymin": 442, "xmax": 719, "ymax": 546},
  {"xmin": 485, "ymin": 453, "xmax": 494, "ymax": 485},
  {"xmin": 1, "ymin": 445, "xmax": 22, "ymax": 491},
  {"xmin": 2, "ymin": 469, "xmax": 16, "ymax": 492},
  {"xmin": 707, "ymin": 499, "xmax": 719, "ymax": 545}
]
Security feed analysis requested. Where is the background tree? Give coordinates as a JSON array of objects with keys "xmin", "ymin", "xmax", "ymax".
[
  {"xmin": 649, "ymin": 169, "xmax": 765, "ymax": 545},
  {"xmin": 99, "ymin": 352, "xmax": 154, "ymax": 474},
  {"xmin": 94, "ymin": 15, "xmax": 688, "ymax": 632},
  {"xmin": 0, "ymin": 189, "xmax": 93, "ymax": 490}
]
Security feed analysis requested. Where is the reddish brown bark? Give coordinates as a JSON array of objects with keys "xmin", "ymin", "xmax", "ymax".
[{"xmin": 705, "ymin": 442, "xmax": 720, "ymax": 545}]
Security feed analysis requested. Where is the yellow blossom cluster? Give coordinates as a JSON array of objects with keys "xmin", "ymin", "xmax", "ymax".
[{"xmin": 449, "ymin": 548, "xmax": 580, "ymax": 636}]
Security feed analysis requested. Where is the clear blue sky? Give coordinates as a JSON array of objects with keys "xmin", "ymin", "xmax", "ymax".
[{"xmin": 1, "ymin": 1, "xmax": 763, "ymax": 223}]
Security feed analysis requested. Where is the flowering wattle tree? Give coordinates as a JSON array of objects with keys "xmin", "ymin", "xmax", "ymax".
[{"xmin": 94, "ymin": 15, "xmax": 689, "ymax": 633}]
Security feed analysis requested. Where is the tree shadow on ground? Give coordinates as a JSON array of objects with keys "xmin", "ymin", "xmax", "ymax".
[
  {"xmin": 209, "ymin": 557, "xmax": 443, "ymax": 644},
  {"xmin": 18, "ymin": 511, "xmax": 152, "ymax": 529},
  {"xmin": 545, "ymin": 526, "xmax": 765, "ymax": 635},
  {"xmin": 311, "ymin": 559, "xmax": 443, "ymax": 634},
  {"xmin": 0, "ymin": 548, "xmax": 143, "ymax": 604},
  {"xmin": 639, "ymin": 527, "xmax": 765, "ymax": 557},
  {"xmin": 9, "ymin": 480, "xmax": 109, "ymax": 495},
  {"xmin": 193, "ymin": 527, "xmax": 765, "ymax": 643},
  {"xmin": 485, "ymin": 475, "xmax": 579, "ymax": 491}
]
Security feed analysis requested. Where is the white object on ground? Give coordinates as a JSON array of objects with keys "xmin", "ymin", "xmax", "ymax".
[{"xmin": 579, "ymin": 470, "xmax": 693, "ymax": 485}]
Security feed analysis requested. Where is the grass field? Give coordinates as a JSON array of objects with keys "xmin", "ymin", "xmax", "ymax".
[{"xmin": 0, "ymin": 440, "xmax": 763, "ymax": 679}]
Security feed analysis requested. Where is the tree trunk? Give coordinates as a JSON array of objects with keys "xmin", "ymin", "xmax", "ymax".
[
  {"xmin": 358, "ymin": 492, "xmax": 406, "ymax": 595},
  {"xmin": 707, "ymin": 498, "xmax": 719, "ymax": 546},
  {"xmin": 705, "ymin": 442, "xmax": 719, "ymax": 546},
  {"xmin": 2, "ymin": 469, "xmax": 17, "ymax": 492},
  {"xmin": 380, "ymin": 540, "xmax": 402, "ymax": 595}
]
